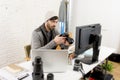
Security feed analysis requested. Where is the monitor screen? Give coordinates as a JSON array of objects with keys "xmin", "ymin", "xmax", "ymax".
[{"xmin": 75, "ymin": 23, "xmax": 101, "ymax": 57}]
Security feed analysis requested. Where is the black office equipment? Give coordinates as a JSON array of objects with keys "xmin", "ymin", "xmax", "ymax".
[
  {"xmin": 60, "ymin": 32, "xmax": 74, "ymax": 44},
  {"xmin": 73, "ymin": 59, "xmax": 85, "ymax": 76},
  {"xmin": 75, "ymin": 23, "xmax": 102, "ymax": 64},
  {"xmin": 108, "ymin": 53, "xmax": 120, "ymax": 62},
  {"xmin": 90, "ymin": 65, "xmax": 114, "ymax": 80},
  {"xmin": 47, "ymin": 73, "xmax": 54, "ymax": 80},
  {"xmin": 17, "ymin": 73, "xmax": 29, "ymax": 80},
  {"xmin": 32, "ymin": 56, "xmax": 44, "ymax": 80},
  {"xmin": 59, "ymin": 32, "xmax": 74, "ymax": 49}
]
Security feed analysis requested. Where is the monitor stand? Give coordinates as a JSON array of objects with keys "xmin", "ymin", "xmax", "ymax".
[
  {"xmin": 79, "ymin": 34, "xmax": 102, "ymax": 65},
  {"xmin": 78, "ymin": 56, "xmax": 93, "ymax": 65}
]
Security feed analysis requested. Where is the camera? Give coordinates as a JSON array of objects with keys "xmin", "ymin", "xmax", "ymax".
[
  {"xmin": 73, "ymin": 59, "xmax": 85, "ymax": 76},
  {"xmin": 32, "ymin": 56, "xmax": 44, "ymax": 80},
  {"xmin": 60, "ymin": 32, "xmax": 74, "ymax": 44}
]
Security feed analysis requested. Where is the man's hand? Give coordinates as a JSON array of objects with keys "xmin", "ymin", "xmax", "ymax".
[
  {"xmin": 69, "ymin": 53, "xmax": 75, "ymax": 60},
  {"xmin": 54, "ymin": 35, "xmax": 66, "ymax": 45},
  {"xmin": 64, "ymin": 40, "xmax": 70, "ymax": 46}
]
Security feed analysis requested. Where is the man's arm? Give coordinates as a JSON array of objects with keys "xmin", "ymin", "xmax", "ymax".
[
  {"xmin": 31, "ymin": 31, "xmax": 57, "ymax": 49},
  {"xmin": 41, "ymin": 40, "xmax": 57, "ymax": 49}
]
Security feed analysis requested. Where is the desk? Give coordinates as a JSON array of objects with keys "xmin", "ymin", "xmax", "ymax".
[{"xmin": 0, "ymin": 46, "xmax": 116, "ymax": 80}]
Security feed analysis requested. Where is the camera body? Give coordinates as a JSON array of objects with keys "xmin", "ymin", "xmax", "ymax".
[
  {"xmin": 60, "ymin": 32, "xmax": 74, "ymax": 44},
  {"xmin": 32, "ymin": 56, "xmax": 44, "ymax": 80}
]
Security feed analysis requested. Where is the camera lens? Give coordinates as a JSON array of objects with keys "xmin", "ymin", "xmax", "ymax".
[
  {"xmin": 32, "ymin": 56, "xmax": 44, "ymax": 80},
  {"xmin": 67, "ymin": 38, "xmax": 74, "ymax": 44},
  {"xmin": 75, "ymin": 59, "xmax": 80, "ymax": 64},
  {"xmin": 35, "ymin": 56, "xmax": 41, "ymax": 63},
  {"xmin": 47, "ymin": 73, "xmax": 54, "ymax": 80}
]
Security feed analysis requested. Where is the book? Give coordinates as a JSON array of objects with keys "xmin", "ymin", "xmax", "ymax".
[{"xmin": 5, "ymin": 64, "xmax": 24, "ymax": 73}]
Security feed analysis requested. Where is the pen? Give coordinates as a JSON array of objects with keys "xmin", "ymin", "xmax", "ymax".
[{"xmin": 17, "ymin": 73, "xmax": 29, "ymax": 80}]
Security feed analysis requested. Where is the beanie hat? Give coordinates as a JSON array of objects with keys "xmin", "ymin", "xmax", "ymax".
[{"xmin": 45, "ymin": 11, "xmax": 58, "ymax": 21}]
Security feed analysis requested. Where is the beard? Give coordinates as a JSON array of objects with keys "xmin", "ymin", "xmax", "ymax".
[{"xmin": 47, "ymin": 23, "xmax": 55, "ymax": 31}]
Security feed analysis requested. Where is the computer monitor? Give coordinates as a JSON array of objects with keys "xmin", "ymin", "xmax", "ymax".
[{"xmin": 75, "ymin": 23, "xmax": 102, "ymax": 64}]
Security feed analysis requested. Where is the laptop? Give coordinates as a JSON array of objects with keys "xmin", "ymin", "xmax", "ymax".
[{"xmin": 31, "ymin": 49, "xmax": 69, "ymax": 73}]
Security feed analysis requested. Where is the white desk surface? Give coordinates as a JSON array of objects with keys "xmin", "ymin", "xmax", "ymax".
[{"xmin": 0, "ymin": 46, "xmax": 116, "ymax": 80}]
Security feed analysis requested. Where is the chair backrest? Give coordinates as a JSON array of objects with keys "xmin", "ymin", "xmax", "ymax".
[{"xmin": 24, "ymin": 44, "xmax": 31, "ymax": 61}]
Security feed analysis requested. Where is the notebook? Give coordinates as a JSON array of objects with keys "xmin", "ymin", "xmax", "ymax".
[{"xmin": 31, "ymin": 49, "xmax": 69, "ymax": 73}]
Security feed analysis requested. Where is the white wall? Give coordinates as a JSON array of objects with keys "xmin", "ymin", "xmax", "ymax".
[
  {"xmin": 69, "ymin": 0, "xmax": 120, "ymax": 53},
  {"xmin": 1, "ymin": 0, "xmax": 120, "ymax": 67},
  {"xmin": 0, "ymin": 0, "xmax": 60, "ymax": 67}
]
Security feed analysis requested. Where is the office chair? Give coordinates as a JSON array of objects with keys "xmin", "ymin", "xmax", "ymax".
[{"xmin": 24, "ymin": 44, "xmax": 31, "ymax": 61}]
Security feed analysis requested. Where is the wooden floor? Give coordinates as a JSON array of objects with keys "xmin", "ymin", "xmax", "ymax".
[{"xmin": 109, "ymin": 61, "xmax": 120, "ymax": 80}]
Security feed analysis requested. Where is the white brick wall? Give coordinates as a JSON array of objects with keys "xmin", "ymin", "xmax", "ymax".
[{"xmin": 0, "ymin": 0, "xmax": 60, "ymax": 67}]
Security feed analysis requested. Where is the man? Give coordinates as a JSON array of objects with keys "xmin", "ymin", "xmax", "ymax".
[{"xmin": 31, "ymin": 11, "xmax": 69, "ymax": 49}]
